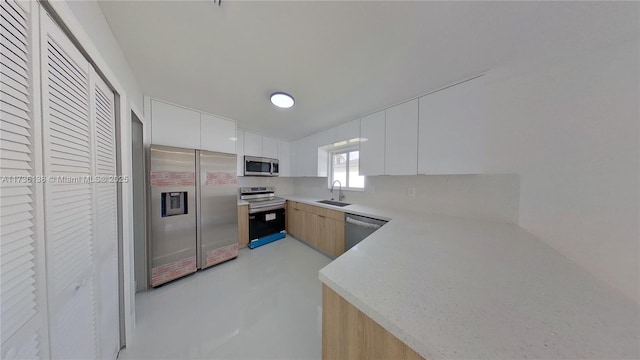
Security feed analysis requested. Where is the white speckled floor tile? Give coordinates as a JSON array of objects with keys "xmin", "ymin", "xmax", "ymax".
[{"xmin": 118, "ymin": 237, "xmax": 331, "ymax": 359}]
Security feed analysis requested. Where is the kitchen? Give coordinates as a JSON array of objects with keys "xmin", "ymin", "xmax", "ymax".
[{"xmin": 0, "ymin": 1, "xmax": 638, "ymax": 359}]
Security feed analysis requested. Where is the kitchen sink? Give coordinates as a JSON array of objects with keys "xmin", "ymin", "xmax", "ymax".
[{"xmin": 317, "ymin": 200, "xmax": 351, "ymax": 207}]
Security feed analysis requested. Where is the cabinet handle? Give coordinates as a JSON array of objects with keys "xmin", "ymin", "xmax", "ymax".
[{"xmin": 318, "ymin": 215, "xmax": 325, "ymax": 218}]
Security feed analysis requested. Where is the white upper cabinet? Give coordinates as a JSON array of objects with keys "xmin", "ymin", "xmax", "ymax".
[
  {"xmin": 384, "ymin": 99, "xmax": 419, "ymax": 175},
  {"xmin": 151, "ymin": 99, "xmax": 238, "ymax": 154},
  {"xmin": 418, "ymin": 76, "xmax": 487, "ymax": 174},
  {"xmin": 200, "ymin": 113, "xmax": 236, "ymax": 154},
  {"xmin": 317, "ymin": 127, "xmax": 337, "ymax": 147},
  {"xmin": 292, "ymin": 134, "xmax": 318, "ymax": 177},
  {"xmin": 278, "ymin": 140, "xmax": 291, "ymax": 177},
  {"xmin": 243, "ymin": 131, "xmax": 263, "ymax": 157},
  {"xmin": 262, "ymin": 136, "xmax": 279, "ymax": 159},
  {"xmin": 336, "ymin": 118, "xmax": 360, "ymax": 142},
  {"xmin": 151, "ymin": 100, "xmax": 201, "ymax": 148},
  {"xmin": 236, "ymin": 129, "xmax": 245, "ymax": 176},
  {"xmin": 359, "ymin": 110, "xmax": 386, "ymax": 176}
]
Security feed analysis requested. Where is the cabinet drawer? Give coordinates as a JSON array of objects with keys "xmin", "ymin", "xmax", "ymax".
[
  {"xmin": 307, "ymin": 204, "xmax": 344, "ymax": 222},
  {"xmin": 288, "ymin": 200, "xmax": 301, "ymax": 211}
]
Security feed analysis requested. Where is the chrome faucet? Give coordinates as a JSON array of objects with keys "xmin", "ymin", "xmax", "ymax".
[{"xmin": 330, "ymin": 180, "xmax": 345, "ymax": 201}]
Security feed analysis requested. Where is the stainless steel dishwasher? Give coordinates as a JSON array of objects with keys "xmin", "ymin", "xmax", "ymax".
[{"xmin": 345, "ymin": 213, "xmax": 388, "ymax": 250}]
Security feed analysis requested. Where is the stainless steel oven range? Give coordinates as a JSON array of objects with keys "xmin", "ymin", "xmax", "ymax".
[{"xmin": 239, "ymin": 186, "xmax": 286, "ymax": 249}]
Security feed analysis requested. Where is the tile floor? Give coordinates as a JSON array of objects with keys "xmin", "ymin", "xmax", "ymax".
[{"xmin": 118, "ymin": 236, "xmax": 332, "ymax": 359}]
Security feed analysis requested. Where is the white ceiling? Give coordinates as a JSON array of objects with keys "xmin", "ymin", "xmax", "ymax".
[{"xmin": 98, "ymin": 1, "xmax": 638, "ymax": 140}]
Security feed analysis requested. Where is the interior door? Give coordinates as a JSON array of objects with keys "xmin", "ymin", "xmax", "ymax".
[
  {"xmin": 41, "ymin": 10, "xmax": 97, "ymax": 358},
  {"xmin": 0, "ymin": 1, "xmax": 47, "ymax": 358},
  {"xmin": 90, "ymin": 67, "xmax": 120, "ymax": 359}
]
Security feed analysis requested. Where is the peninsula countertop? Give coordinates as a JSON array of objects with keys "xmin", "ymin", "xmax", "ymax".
[{"xmin": 283, "ymin": 195, "xmax": 639, "ymax": 359}]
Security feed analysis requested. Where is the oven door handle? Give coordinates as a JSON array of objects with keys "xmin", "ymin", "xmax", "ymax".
[{"xmin": 249, "ymin": 204, "xmax": 286, "ymax": 214}]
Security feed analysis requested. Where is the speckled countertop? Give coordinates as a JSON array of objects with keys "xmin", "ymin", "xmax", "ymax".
[{"xmin": 284, "ymin": 195, "xmax": 639, "ymax": 359}]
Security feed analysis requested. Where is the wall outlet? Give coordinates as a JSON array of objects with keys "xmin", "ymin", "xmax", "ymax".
[{"xmin": 407, "ymin": 187, "xmax": 416, "ymax": 197}]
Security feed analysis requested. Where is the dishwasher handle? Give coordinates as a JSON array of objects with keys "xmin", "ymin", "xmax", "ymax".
[{"xmin": 346, "ymin": 216, "xmax": 383, "ymax": 230}]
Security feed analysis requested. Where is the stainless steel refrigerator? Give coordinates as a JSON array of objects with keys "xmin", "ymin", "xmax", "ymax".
[{"xmin": 149, "ymin": 145, "xmax": 238, "ymax": 287}]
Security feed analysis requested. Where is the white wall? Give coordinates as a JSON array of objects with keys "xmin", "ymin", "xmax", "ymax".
[
  {"xmin": 65, "ymin": 0, "xmax": 143, "ymax": 112},
  {"xmin": 293, "ymin": 174, "xmax": 520, "ymax": 224},
  {"xmin": 480, "ymin": 39, "xmax": 639, "ymax": 302}
]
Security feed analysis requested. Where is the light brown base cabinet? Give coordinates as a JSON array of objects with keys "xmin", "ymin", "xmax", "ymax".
[
  {"xmin": 286, "ymin": 201, "xmax": 345, "ymax": 258},
  {"xmin": 238, "ymin": 204, "xmax": 249, "ymax": 248},
  {"xmin": 322, "ymin": 285, "xmax": 424, "ymax": 360}
]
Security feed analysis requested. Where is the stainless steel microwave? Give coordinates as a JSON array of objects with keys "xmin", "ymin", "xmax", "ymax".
[{"xmin": 244, "ymin": 156, "xmax": 279, "ymax": 177}]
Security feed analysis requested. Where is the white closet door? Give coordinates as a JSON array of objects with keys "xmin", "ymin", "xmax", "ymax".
[
  {"xmin": 40, "ymin": 11, "xmax": 97, "ymax": 359},
  {"xmin": 0, "ymin": 0, "xmax": 44, "ymax": 358},
  {"xmin": 91, "ymin": 68, "xmax": 120, "ymax": 359}
]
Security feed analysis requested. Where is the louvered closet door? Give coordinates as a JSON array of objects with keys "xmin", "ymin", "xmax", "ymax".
[
  {"xmin": 0, "ymin": 1, "xmax": 45, "ymax": 358},
  {"xmin": 40, "ymin": 11, "xmax": 97, "ymax": 359},
  {"xmin": 91, "ymin": 68, "xmax": 120, "ymax": 359}
]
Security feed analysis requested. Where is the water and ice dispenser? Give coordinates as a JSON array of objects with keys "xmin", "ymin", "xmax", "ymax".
[{"xmin": 161, "ymin": 191, "xmax": 188, "ymax": 217}]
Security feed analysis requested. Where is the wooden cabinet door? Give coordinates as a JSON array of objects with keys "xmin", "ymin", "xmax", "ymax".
[
  {"xmin": 316, "ymin": 216, "xmax": 333, "ymax": 255},
  {"xmin": 332, "ymin": 218, "xmax": 345, "ymax": 257},
  {"xmin": 293, "ymin": 208, "xmax": 302, "ymax": 238},
  {"xmin": 302, "ymin": 211, "xmax": 318, "ymax": 248},
  {"xmin": 317, "ymin": 217, "xmax": 345, "ymax": 258},
  {"xmin": 238, "ymin": 205, "xmax": 249, "ymax": 248}
]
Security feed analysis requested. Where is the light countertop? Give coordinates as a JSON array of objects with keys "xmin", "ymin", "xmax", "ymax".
[{"xmin": 283, "ymin": 195, "xmax": 639, "ymax": 359}]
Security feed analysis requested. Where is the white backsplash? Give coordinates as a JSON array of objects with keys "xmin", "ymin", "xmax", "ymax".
[
  {"xmin": 292, "ymin": 174, "xmax": 520, "ymax": 224},
  {"xmin": 237, "ymin": 176, "xmax": 295, "ymax": 195}
]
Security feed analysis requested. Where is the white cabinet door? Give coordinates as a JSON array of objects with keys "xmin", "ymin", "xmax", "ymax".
[
  {"xmin": 291, "ymin": 138, "xmax": 301, "ymax": 177},
  {"xmin": 278, "ymin": 140, "xmax": 291, "ymax": 177},
  {"xmin": 262, "ymin": 136, "xmax": 278, "ymax": 159},
  {"xmin": 418, "ymin": 76, "xmax": 486, "ymax": 174},
  {"xmin": 305, "ymin": 134, "xmax": 319, "ymax": 177},
  {"xmin": 359, "ymin": 110, "xmax": 386, "ymax": 176},
  {"xmin": 294, "ymin": 134, "xmax": 318, "ymax": 176},
  {"xmin": 243, "ymin": 131, "xmax": 262, "ymax": 157},
  {"xmin": 200, "ymin": 113, "xmax": 236, "ymax": 154},
  {"xmin": 317, "ymin": 127, "xmax": 336, "ymax": 147},
  {"xmin": 236, "ymin": 130, "xmax": 245, "ymax": 176},
  {"xmin": 336, "ymin": 118, "xmax": 360, "ymax": 142},
  {"xmin": 385, "ymin": 99, "xmax": 418, "ymax": 175},
  {"xmin": 151, "ymin": 100, "xmax": 200, "ymax": 149}
]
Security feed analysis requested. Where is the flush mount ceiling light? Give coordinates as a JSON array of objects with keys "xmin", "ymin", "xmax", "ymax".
[{"xmin": 270, "ymin": 92, "xmax": 295, "ymax": 109}]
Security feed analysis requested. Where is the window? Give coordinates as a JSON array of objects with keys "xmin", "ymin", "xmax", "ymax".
[{"xmin": 329, "ymin": 149, "xmax": 365, "ymax": 190}]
